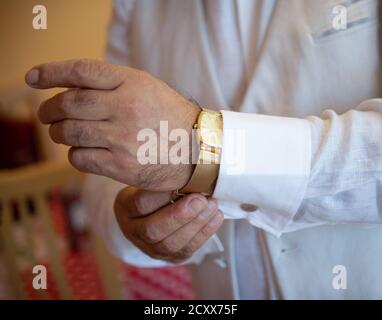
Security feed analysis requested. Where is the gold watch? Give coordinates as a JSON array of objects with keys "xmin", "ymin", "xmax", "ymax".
[{"xmin": 179, "ymin": 108, "xmax": 223, "ymax": 196}]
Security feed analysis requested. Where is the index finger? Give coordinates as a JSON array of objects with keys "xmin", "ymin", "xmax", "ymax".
[{"xmin": 25, "ymin": 59, "xmax": 126, "ymax": 90}]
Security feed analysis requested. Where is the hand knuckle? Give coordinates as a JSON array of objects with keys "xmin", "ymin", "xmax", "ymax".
[
  {"xmin": 38, "ymin": 100, "xmax": 51, "ymax": 123},
  {"xmin": 68, "ymin": 148, "xmax": 87, "ymax": 167},
  {"xmin": 70, "ymin": 123, "xmax": 91, "ymax": 145},
  {"xmin": 57, "ymin": 93, "xmax": 70, "ymax": 116},
  {"xmin": 68, "ymin": 148, "xmax": 82, "ymax": 168},
  {"xmin": 148, "ymin": 251, "xmax": 166, "ymax": 260},
  {"xmin": 133, "ymin": 193, "xmax": 147, "ymax": 215},
  {"xmin": 72, "ymin": 59, "xmax": 93, "ymax": 80},
  {"xmin": 156, "ymin": 240, "xmax": 178, "ymax": 255},
  {"xmin": 74, "ymin": 89, "xmax": 97, "ymax": 106},
  {"xmin": 68, "ymin": 148, "xmax": 100, "ymax": 174},
  {"xmin": 60, "ymin": 119, "xmax": 71, "ymax": 136},
  {"xmin": 173, "ymin": 204, "xmax": 195, "ymax": 225},
  {"xmin": 85, "ymin": 155, "xmax": 103, "ymax": 174},
  {"xmin": 139, "ymin": 222, "xmax": 160, "ymax": 244},
  {"xmin": 72, "ymin": 160, "xmax": 88, "ymax": 173},
  {"xmin": 49, "ymin": 123, "xmax": 61, "ymax": 143},
  {"xmin": 176, "ymin": 247, "xmax": 194, "ymax": 260}
]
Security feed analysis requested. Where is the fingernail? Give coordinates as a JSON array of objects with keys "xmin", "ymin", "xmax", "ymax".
[
  {"xmin": 188, "ymin": 198, "xmax": 206, "ymax": 214},
  {"xmin": 209, "ymin": 212, "xmax": 224, "ymax": 227},
  {"xmin": 25, "ymin": 69, "xmax": 39, "ymax": 85}
]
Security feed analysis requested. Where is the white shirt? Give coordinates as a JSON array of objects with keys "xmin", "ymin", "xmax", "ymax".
[
  {"xmin": 85, "ymin": 0, "xmax": 382, "ymax": 299},
  {"xmin": 202, "ymin": 0, "xmax": 276, "ymax": 299}
]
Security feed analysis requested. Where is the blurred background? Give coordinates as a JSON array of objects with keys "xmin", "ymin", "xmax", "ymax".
[{"xmin": 0, "ymin": 0, "xmax": 194, "ymax": 300}]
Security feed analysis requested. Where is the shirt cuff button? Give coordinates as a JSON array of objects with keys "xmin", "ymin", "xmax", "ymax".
[{"xmin": 240, "ymin": 203, "xmax": 258, "ymax": 212}]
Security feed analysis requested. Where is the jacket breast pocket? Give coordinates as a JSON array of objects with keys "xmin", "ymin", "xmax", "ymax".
[{"xmin": 309, "ymin": 0, "xmax": 380, "ymax": 43}]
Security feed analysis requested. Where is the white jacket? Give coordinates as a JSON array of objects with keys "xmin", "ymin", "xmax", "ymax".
[{"xmin": 85, "ymin": 0, "xmax": 382, "ymax": 299}]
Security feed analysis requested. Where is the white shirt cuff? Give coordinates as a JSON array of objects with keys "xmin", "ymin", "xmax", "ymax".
[{"xmin": 213, "ymin": 110, "xmax": 312, "ymax": 237}]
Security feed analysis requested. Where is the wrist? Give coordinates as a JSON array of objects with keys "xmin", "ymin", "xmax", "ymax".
[
  {"xmin": 170, "ymin": 100, "xmax": 201, "ymax": 190},
  {"xmin": 179, "ymin": 102, "xmax": 201, "ymax": 188},
  {"xmin": 179, "ymin": 108, "xmax": 223, "ymax": 195}
]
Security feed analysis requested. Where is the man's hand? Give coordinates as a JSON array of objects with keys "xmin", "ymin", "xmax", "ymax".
[
  {"xmin": 114, "ymin": 187, "xmax": 224, "ymax": 263},
  {"xmin": 25, "ymin": 59, "xmax": 200, "ymax": 191}
]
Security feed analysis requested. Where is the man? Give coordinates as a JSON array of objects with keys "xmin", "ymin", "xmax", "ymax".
[{"xmin": 26, "ymin": 0, "xmax": 382, "ymax": 299}]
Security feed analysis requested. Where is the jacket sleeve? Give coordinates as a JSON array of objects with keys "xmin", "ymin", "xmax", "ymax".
[
  {"xmin": 214, "ymin": 99, "xmax": 382, "ymax": 237},
  {"xmin": 105, "ymin": 0, "xmax": 135, "ymax": 66}
]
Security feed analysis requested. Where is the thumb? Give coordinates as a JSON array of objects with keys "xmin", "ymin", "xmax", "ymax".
[{"xmin": 114, "ymin": 187, "xmax": 173, "ymax": 219}]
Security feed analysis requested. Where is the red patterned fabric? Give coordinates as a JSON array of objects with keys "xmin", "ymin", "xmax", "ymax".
[
  {"xmin": 14, "ymin": 191, "xmax": 195, "ymax": 300},
  {"xmin": 123, "ymin": 266, "xmax": 194, "ymax": 300},
  {"xmin": 20, "ymin": 253, "xmax": 194, "ymax": 300}
]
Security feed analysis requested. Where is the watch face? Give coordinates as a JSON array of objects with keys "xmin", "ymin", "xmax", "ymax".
[{"xmin": 199, "ymin": 111, "xmax": 223, "ymax": 149}]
